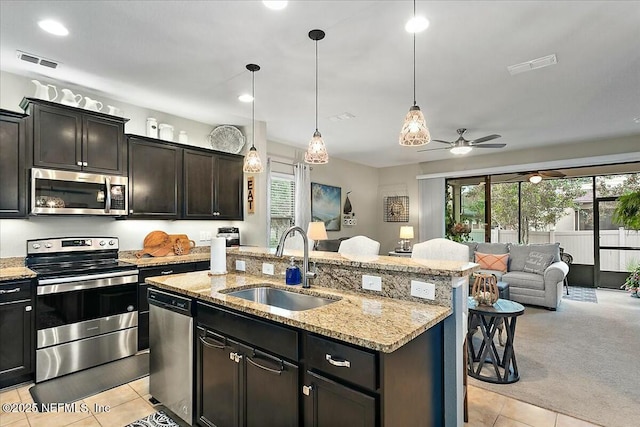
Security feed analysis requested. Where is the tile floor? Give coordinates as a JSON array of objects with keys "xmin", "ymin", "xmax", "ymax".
[{"xmin": 0, "ymin": 377, "xmax": 602, "ymax": 427}]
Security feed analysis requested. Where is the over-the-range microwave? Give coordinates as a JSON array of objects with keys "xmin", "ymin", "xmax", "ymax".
[{"xmin": 31, "ymin": 168, "xmax": 128, "ymax": 216}]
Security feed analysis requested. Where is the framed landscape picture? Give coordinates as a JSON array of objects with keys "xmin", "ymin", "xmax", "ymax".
[{"xmin": 311, "ymin": 182, "xmax": 341, "ymax": 231}]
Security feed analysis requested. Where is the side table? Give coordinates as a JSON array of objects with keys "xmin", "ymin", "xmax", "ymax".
[{"xmin": 467, "ymin": 298, "xmax": 525, "ymax": 384}]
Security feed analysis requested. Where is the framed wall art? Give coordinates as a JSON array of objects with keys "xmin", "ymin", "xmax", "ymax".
[
  {"xmin": 311, "ymin": 182, "xmax": 341, "ymax": 231},
  {"xmin": 384, "ymin": 196, "xmax": 409, "ymax": 222}
]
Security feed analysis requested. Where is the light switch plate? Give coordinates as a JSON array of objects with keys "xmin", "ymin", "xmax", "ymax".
[
  {"xmin": 235, "ymin": 260, "xmax": 246, "ymax": 272},
  {"xmin": 411, "ymin": 280, "xmax": 436, "ymax": 300},
  {"xmin": 362, "ymin": 275, "xmax": 382, "ymax": 292},
  {"xmin": 262, "ymin": 263, "xmax": 274, "ymax": 275}
]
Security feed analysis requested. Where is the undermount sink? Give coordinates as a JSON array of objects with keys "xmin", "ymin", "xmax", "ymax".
[{"xmin": 225, "ymin": 286, "xmax": 339, "ymax": 311}]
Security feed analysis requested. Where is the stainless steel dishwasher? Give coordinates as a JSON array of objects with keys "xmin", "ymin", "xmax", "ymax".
[{"xmin": 149, "ymin": 288, "xmax": 193, "ymax": 425}]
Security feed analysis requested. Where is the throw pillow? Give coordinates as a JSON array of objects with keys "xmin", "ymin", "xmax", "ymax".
[
  {"xmin": 475, "ymin": 252, "xmax": 509, "ymax": 273},
  {"xmin": 523, "ymin": 251, "xmax": 555, "ymax": 274}
]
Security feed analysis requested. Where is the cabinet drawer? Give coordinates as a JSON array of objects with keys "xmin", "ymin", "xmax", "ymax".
[
  {"xmin": 0, "ymin": 280, "xmax": 32, "ymax": 303},
  {"xmin": 197, "ymin": 302, "xmax": 298, "ymax": 361},
  {"xmin": 306, "ymin": 334, "xmax": 377, "ymax": 391}
]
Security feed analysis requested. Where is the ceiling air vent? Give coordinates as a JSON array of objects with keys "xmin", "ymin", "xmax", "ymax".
[
  {"xmin": 507, "ymin": 54, "xmax": 557, "ymax": 76},
  {"xmin": 16, "ymin": 50, "xmax": 59, "ymax": 69}
]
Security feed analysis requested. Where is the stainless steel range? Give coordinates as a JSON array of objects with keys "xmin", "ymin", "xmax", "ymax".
[{"xmin": 26, "ymin": 237, "xmax": 139, "ymax": 382}]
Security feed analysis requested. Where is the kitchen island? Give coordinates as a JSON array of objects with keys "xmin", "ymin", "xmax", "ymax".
[{"xmin": 145, "ymin": 248, "xmax": 478, "ymax": 427}]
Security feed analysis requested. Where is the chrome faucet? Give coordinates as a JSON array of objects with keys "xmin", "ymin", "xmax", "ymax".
[{"xmin": 275, "ymin": 226, "xmax": 317, "ymax": 288}]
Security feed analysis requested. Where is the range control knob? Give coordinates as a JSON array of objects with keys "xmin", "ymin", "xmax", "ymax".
[
  {"xmin": 32, "ymin": 243, "xmax": 41, "ymax": 249},
  {"xmin": 99, "ymin": 240, "xmax": 106, "ymax": 246},
  {"xmin": 44, "ymin": 243, "xmax": 53, "ymax": 248},
  {"xmin": 85, "ymin": 239, "xmax": 92, "ymax": 246},
  {"xmin": 108, "ymin": 240, "xmax": 116, "ymax": 246}
]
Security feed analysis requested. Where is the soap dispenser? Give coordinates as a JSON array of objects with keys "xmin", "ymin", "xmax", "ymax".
[{"xmin": 285, "ymin": 257, "xmax": 302, "ymax": 285}]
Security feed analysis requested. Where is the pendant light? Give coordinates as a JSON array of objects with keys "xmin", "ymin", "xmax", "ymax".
[
  {"xmin": 243, "ymin": 63, "xmax": 264, "ymax": 173},
  {"xmin": 305, "ymin": 29, "xmax": 329, "ymax": 164},
  {"xmin": 399, "ymin": 0, "xmax": 431, "ymax": 147}
]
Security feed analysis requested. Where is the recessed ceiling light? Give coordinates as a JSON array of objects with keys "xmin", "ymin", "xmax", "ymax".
[
  {"xmin": 238, "ymin": 94, "xmax": 254, "ymax": 103},
  {"xmin": 263, "ymin": 1, "xmax": 288, "ymax": 10},
  {"xmin": 405, "ymin": 16, "xmax": 429, "ymax": 33},
  {"xmin": 38, "ymin": 19, "xmax": 69, "ymax": 36}
]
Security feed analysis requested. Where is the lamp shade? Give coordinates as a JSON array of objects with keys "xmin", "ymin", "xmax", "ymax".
[
  {"xmin": 307, "ymin": 221, "xmax": 328, "ymax": 241},
  {"xmin": 399, "ymin": 226, "xmax": 414, "ymax": 239}
]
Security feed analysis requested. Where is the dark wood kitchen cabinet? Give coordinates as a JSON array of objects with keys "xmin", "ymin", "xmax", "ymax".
[
  {"xmin": 128, "ymin": 136, "xmax": 182, "ymax": 218},
  {"xmin": 0, "ymin": 279, "xmax": 34, "ymax": 389},
  {"xmin": 196, "ymin": 302, "xmax": 299, "ymax": 427},
  {"xmin": 20, "ymin": 98, "xmax": 127, "ymax": 175},
  {"xmin": 183, "ymin": 148, "xmax": 243, "ymax": 220},
  {"xmin": 0, "ymin": 110, "xmax": 27, "ymax": 218}
]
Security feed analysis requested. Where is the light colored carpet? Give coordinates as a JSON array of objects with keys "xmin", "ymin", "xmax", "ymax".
[{"xmin": 469, "ymin": 289, "xmax": 640, "ymax": 427}]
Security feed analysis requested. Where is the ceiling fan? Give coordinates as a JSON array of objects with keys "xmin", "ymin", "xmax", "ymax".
[
  {"xmin": 505, "ymin": 170, "xmax": 567, "ymax": 184},
  {"xmin": 417, "ymin": 128, "xmax": 505, "ymax": 155}
]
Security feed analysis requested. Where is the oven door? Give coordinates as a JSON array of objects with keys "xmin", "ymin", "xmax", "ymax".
[
  {"xmin": 31, "ymin": 168, "xmax": 127, "ymax": 216},
  {"xmin": 36, "ymin": 271, "xmax": 138, "ymax": 348}
]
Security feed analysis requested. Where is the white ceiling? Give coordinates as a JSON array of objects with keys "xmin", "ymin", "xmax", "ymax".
[{"xmin": 1, "ymin": 1, "xmax": 639, "ymax": 168}]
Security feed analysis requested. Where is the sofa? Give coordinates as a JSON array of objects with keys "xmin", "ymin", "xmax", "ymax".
[{"xmin": 462, "ymin": 242, "xmax": 569, "ymax": 310}]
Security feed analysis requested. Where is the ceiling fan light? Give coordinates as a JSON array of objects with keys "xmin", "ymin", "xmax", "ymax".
[
  {"xmin": 529, "ymin": 174, "xmax": 543, "ymax": 184},
  {"xmin": 399, "ymin": 105, "xmax": 431, "ymax": 146},
  {"xmin": 305, "ymin": 131, "xmax": 329, "ymax": 164},
  {"xmin": 450, "ymin": 146, "xmax": 472, "ymax": 155},
  {"xmin": 243, "ymin": 146, "xmax": 264, "ymax": 173},
  {"xmin": 262, "ymin": 1, "xmax": 288, "ymax": 10}
]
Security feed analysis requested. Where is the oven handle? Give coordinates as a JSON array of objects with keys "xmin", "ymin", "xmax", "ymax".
[{"xmin": 38, "ymin": 271, "xmax": 139, "ymax": 295}]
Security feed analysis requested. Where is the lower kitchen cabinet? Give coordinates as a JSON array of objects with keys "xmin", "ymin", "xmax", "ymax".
[
  {"xmin": 303, "ymin": 371, "xmax": 376, "ymax": 427},
  {"xmin": 0, "ymin": 280, "xmax": 34, "ymax": 389}
]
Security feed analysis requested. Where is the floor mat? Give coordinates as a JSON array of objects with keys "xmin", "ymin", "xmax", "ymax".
[
  {"xmin": 563, "ymin": 286, "xmax": 598, "ymax": 303},
  {"xmin": 126, "ymin": 410, "xmax": 181, "ymax": 427},
  {"xmin": 30, "ymin": 353, "xmax": 148, "ymax": 406}
]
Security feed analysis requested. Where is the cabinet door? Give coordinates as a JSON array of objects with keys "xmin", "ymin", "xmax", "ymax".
[
  {"xmin": 0, "ymin": 299, "xmax": 33, "ymax": 389},
  {"xmin": 33, "ymin": 104, "xmax": 82, "ymax": 170},
  {"xmin": 215, "ymin": 154, "xmax": 243, "ymax": 220},
  {"xmin": 197, "ymin": 328, "xmax": 241, "ymax": 427},
  {"xmin": 183, "ymin": 149, "xmax": 215, "ymax": 218},
  {"xmin": 83, "ymin": 115, "xmax": 124, "ymax": 174},
  {"xmin": 0, "ymin": 113, "xmax": 26, "ymax": 217},
  {"xmin": 128, "ymin": 137, "xmax": 182, "ymax": 218},
  {"xmin": 245, "ymin": 349, "xmax": 299, "ymax": 427},
  {"xmin": 303, "ymin": 371, "xmax": 376, "ymax": 427}
]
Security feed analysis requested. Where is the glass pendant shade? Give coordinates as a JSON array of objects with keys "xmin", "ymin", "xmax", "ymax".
[
  {"xmin": 399, "ymin": 105, "xmax": 431, "ymax": 146},
  {"xmin": 243, "ymin": 146, "xmax": 264, "ymax": 173},
  {"xmin": 304, "ymin": 130, "xmax": 329, "ymax": 164}
]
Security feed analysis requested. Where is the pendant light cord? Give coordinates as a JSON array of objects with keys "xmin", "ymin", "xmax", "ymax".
[
  {"xmin": 315, "ymin": 39, "xmax": 319, "ymax": 132},
  {"xmin": 252, "ymin": 70, "xmax": 255, "ymax": 149},
  {"xmin": 412, "ymin": 0, "xmax": 417, "ymax": 106}
]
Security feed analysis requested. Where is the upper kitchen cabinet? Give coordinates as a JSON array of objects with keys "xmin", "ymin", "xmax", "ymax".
[
  {"xmin": 0, "ymin": 110, "xmax": 27, "ymax": 218},
  {"xmin": 20, "ymin": 98, "xmax": 128, "ymax": 175},
  {"xmin": 183, "ymin": 148, "xmax": 243, "ymax": 220},
  {"xmin": 128, "ymin": 136, "xmax": 182, "ymax": 219}
]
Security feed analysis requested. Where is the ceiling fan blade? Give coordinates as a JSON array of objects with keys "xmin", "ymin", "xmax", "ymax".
[
  {"xmin": 432, "ymin": 139, "xmax": 453, "ymax": 144},
  {"xmin": 473, "ymin": 143, "xmax": 506, "ymax": 148},
  {"xmin": 417, "ymin": 147, "xmax": 450, "ymax": 152},
  {"xmin": 540, "ymin": 170, "xmax": 565, "ymax": 177},
  {"xmin": 469, "ymin": 134, "xmax": 501, "ymax": 144}
]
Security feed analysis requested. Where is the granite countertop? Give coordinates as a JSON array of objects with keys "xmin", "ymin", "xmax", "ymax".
[
  {"xmin": 146, "ymin": 271, "xmax": 452, "ymax": 353},
  {"xmin": 0, "ymin": 267, "xmax": 37, "ymax": 281},
  {"xmin": 120, "ymin": 252, "xmax": 210, "ymax": 267}
]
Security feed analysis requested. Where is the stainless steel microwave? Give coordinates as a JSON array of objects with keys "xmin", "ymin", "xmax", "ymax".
[{"xmin": 31, "ymin": 168, "xmax": 128, "ymax": 216}]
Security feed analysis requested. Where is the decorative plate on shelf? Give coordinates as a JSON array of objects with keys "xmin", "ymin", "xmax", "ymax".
[{"xmin": 208, "ymin": 125, "xmax": 245, "ymax": 154}]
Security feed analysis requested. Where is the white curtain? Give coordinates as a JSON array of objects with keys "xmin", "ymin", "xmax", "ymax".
[{"xmin": 294, "ymin": 162, "xmax": 311, "ymax": 231}]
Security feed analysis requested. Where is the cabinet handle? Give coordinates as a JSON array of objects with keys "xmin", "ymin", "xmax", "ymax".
[
  {"xmin": 25, "ymin": 306, "xmax": 32, "ymax": 312},
  {"xmin": 302, "ymin": 385, "xmax": 313, "ymax": 396},
  {"xmin": 326, "ymin": 354, "xmax": 351, "ymax": 368},
  {"xmin": 83, "ymin": 162, "xmax": 88, "ymax": 167},
  {"xmin": 160, "ymin": 270, "xmax": 174, "ymax": 275},
  {"xmin": 229, "ymin": 352, "xmax": 242, "ymax": 363},
  {"xmin": 0, "ymin": 288, "xmax": 21, "ymax": 294},
  {"xmin": 77, "ymin": 161, "xmax": 83, "ymax": 166},
  {"xmin": 199, "ymin": 335, "xmax": 225, "ymax": 349},
  {"xmin": 246, "ymin": 355, "xmax": 283, "ymax": 375}
]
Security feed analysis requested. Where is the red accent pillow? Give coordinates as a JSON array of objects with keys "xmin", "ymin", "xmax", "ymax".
[{"xmin": 475, "ymin": 252, "xmax": 509, "ymax": 273}]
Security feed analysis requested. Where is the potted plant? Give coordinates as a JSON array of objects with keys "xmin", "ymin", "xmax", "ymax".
[
  {"xmin": 613, "ymin": 190, "xmax": 640, "ymax": 297},
  {"xmin": 621, "ymin": 263, "xmax": 640, "ymax": 298}
]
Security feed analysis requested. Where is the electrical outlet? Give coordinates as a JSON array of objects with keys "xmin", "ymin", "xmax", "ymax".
[
  {"xmin": 262, "ymin": 263, "xmax": 274, "ymax": 275},
  {"xmin": 235, "ymin": 260, "xmax": 246, "ymax": 272},
  {"xmin": 199, "ymin": 231, "xmax": 212, "ymax": 242},
  {"xmin": 362, "ymin": 275, "xmax": 382, "ymax": 292},
  {"xmin": 411, "ymin": 280, "xmax": 436, "ymax": 300}
]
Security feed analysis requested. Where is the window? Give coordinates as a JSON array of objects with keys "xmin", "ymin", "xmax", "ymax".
[{"xmin": 269, "ymin": 172, "xmax": 295, "ymax": 247}]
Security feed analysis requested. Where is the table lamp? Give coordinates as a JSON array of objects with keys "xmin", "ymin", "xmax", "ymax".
[
  {"xmin": 399, "ymin": 226, "xmax": 414, "ymax": 252},
  {"xmin": 307, "ymin": 221, "xmax": 328, "ymax": 250}
]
